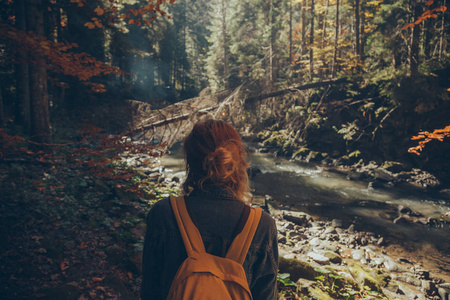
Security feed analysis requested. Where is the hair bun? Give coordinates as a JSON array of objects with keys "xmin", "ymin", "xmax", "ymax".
[{"xmin": 203, "ymin": 145, "xmax": 236, "ymax": 180}]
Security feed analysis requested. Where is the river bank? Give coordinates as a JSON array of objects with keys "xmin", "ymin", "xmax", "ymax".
[{"xmin": 152, "ymin": 146, "xmax": 450, "ymax": 300}]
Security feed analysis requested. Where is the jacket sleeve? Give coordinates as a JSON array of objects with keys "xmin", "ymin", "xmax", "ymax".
[
  {"xmin": 141, "ymin": 208, "xmax": 164, "ymax": 300},
  {"xmin": 251, "ymin": 218, "xmax": 279, "ymax": 300}
]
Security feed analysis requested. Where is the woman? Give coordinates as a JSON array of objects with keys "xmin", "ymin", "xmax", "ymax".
[{"xmin": 141, "ymin": 119, "xmax": 278, "ymax": 299}]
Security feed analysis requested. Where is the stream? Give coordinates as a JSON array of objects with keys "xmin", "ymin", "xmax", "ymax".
[{"xmin": 161, "ymin": 144, "xmax": 450, "ymax": 280}]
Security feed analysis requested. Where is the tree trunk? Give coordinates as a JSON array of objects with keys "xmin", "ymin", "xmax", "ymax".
[
  {"xmin": 360, "ymin": 0, "xmax": 366, "ymax": 63},
  {"xmin": 221, "ymin": 0, "xmax": 229, "ymax": 88},
  {"xmin": 439, "ymin": 0, "xmax": 446, "ymax": 60},
  {"xmin": 289, "ymin": 0, "xmax": 293, "ymax": 63},
  {"xmin": 309, "ymin": 0, "xmax": 315, "ymax": 79},
  {"xmin": 27, "ymin": 0, "xmax": 51, "ymax": 144},
  {"xmin": 355, "ymin": 0, "xmax": 360, "ymax": 58},
  {"xmin": 301, "ymin": 0, "xmax": 307, "ymax": 56},
  {"xmin": 15, "ymin": 0, "xmax": 31, "ymax": 132},
  {"xmin": 0, "ymin": 84, "xmax": 4, "ymax": 128},
  {"xmin": 322, "ymin": 0, "xmax": 329, "ymax": 49},
  {"xmin": 410, "ymin": 2, "xmax": 421, "ymax": 77},
  {"xmin": 332, "ymin": 0, "xmax": 339, "ymax": 77}
]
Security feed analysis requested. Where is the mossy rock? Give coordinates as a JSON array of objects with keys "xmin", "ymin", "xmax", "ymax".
[
  {"xmin": 347, "ymin": 261, "xmax": 388, "ymax": 292},
  {"xmin": 321, "ymin": 251, "xmax": 342, "ymax": 264},
  {"xmin": 278, "ymin": 257, "xmax": 321, "ymax": 281},
  {"xmin": 308, "ymin": 286, "xmax": 335, "ymax": 300},
  {"xmin": 292, "ymin": 147, "xmax": 310, "ymax": 159}
]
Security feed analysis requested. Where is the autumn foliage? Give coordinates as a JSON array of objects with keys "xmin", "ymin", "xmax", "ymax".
[
  {"xmin": 0, "ymin": 124, "xmax": 166, "ymax": 196},
  {"xmin": 408, "ymin": 126, "xmax": 450, "ymax": 155},
  {"xmin": 0, "ymin": 24, "xmax": 126, "ymax": 92},
  {"xmin": 402, "ymin": 0, "xmax": 447, "ymax": 30}
]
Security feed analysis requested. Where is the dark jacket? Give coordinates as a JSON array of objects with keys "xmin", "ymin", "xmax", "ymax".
[{"xmin": 141, "ymin": 187, "xmax": 279, "ymax": 300}]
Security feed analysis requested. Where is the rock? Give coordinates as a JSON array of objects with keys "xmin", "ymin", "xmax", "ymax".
[
  {"xmin": 309, "ymin": 237, "xmax": 322, "ymax": 246},
  {"xmin": 322, "ymin": 251, "xmax": 342, "ymax": 264},
  {"xmin": 416, "ymin": 270, "xmax": 430, "ymax": 280},
  {"xmin": 296, "ymin": 278, "xmax": 316, "ymax": 295},
  {"xmin": 397, "ymin": 272, "xmax": 422, "ymax": 287},
  {"xmin": 308, "ymin": 286, "xmax": 335, "ymax": 300},
  {"xmin": 331, "ymin": 219, "xmax": 343, "ymax": 228},
  {"xmin": 368, "ymin": 181, "xmax": 384, "ymax": 190},
  {"xmin": 347, "ymin": 171, "xmax": 366, "ymax": 181},
  {"xmin": 347, "ymin": 261, "xmax": 385, "ymax": 292},
  {"xmin": 307, "ymin": 252, "xmax": 330, "ymax": 265},
  {"xmin": 348, "ymin": 224, "xmax": 355, "ymax": 233},
  {"xmin": 414, "ymin": 218, "xmax": 429, "ymax": 225},
  {"xmin": 283, "ymin": 211, "xmax": 312, "ymax": 226},
  {"xmin": 383, "ymin": 257, "xmax": 408, "ymax": 272},
  {"xmin": 438, "ymin": 284, "xmax": 450, "ymax": 300},
  {"xmin": 398, "ymin": 282, "xmax": 421, "ymax": 300},
  {"xmin": 278, "ymin": 257, "xmax": 322, "ymax": 281},
  {"xmin": 285, "ymin": 223, "xmax": 295, "ymax": 230},
  {"xmin": 324, "ymin": 226, "xmax": 336, "ymax": 234},
  {"xmin": 352, "ymin": 249, "xmax": 365, "ymax": 261},
  {"xmin": 398, "ymin": 205, "xmax": 412, "ymax": 215},
  {"xmin": 393, "ymin": 215, "xmax": 410, "ymax": 224},
  {"xmin": 278, "ymin": 235, "xmax": 286, "ymax": 244},
  {"xmin": 373, "ymin": 168, "xmax": 396, "ymax": 182},
  {"xmin": 421, "ymin": 280, "xmax": 437, "ymax": 296}
]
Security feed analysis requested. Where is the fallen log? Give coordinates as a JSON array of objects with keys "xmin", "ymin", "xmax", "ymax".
[
  {"xmin": 128, "ymin": 105, "xmax": 219, "ymax": 134},
  {"xmin": 244, "ymin": 77, "xmax": 347, "ymax": 103}
]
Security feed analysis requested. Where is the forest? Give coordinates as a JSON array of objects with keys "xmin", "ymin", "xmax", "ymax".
[{"xmin": 1, "ymin": 0, "xmax": 450, "ymax": 299}]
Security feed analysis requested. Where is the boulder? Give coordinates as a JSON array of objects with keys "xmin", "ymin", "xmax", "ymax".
[
  {"xmin": 283, "ymin": 211, "xmax": 312, "ymax": 226},
  {"xmin": 278, "ymin": 257, "xmax": 322, "ymax": 281}
]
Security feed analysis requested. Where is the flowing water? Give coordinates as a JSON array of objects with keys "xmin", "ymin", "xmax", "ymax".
[{"xmin": 161, "ymin": 146, "xmax": 450, "ymax": 280}]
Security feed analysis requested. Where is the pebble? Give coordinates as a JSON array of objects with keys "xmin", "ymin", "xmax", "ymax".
[
  {"xmin": 309, "ymin": 237, "xmax": 321, "ymax": 246},
  {"xmin": 307, "ymin": 252, "xmax": 330, "ymax": 265}
]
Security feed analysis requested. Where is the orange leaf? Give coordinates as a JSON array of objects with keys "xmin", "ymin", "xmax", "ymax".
[
  {"xmin": 92, "ymin": 277, "xmax": 104, "ymax": 282},
  {"xmin": 94, "ymin": 7, "xmax": 105, "ymax": 16},
  {"xmin": 119, "ymin": 14, "xmax": 128, "ymax": 19},
  {"xmin": 425, "ymin": 0, "xmax": 434, "ymax": 6},
  {"xmin": 114, "ymin": 221, "xmax": 121, "ymax": 227},
  {"xmin": 60, "ymin": 260, "xmax": 70, "ymax": 271},
  {"xmin": 84, "ymin": 22, "xmax": 95, "ymax": 29}
]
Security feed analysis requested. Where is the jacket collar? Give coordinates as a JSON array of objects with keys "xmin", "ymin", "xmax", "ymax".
[{"xmin": 189, "ymin": 186, "xmax": 238, "ymax": 201}]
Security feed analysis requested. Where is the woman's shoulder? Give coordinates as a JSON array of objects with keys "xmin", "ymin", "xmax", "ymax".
[
  {"xmin": 146, "ymin": 197, "xmax": 177, "ymax": 230},
  {"xmin": 252, "ymin": 208, "xmax": 277, "ymax": 247},
  {"xmin": 258, "ymin": 209, "xmax": 277, "ymax": 232}
]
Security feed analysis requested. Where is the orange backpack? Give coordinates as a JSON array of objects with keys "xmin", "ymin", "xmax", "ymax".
[{"xmin": 167, "ymin": 196, "xmax": 262, "ymax": 300}]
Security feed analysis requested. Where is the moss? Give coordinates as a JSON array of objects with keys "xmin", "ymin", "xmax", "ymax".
[
  {"xmin": 309, "ymin": 287, "xmax": 335, "ymax": 300},
  {"xmin": 348, "ymin": 150, "xmax": 361, "ymax": 158},
  {"xmin": 278, "ymin": 257, "xmax": 321, "ymax": 281},
  {"xmin": 293, "ymin": 147, "xmax": 310, "ymax": 158},
  {"xmin": 347, "ymin": 261, "xmax": 385, "ymax": 292}
]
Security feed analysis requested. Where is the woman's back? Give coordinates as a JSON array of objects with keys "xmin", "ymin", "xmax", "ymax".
[{"xmin": 141, "ymin": 120, "xmax": 278, "ymax": 299}]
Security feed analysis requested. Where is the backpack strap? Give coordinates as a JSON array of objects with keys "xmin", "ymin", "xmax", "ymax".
[
  {"xmin": 170, "ymin": 196, "xmax": 206, "ymax": 256},
  {"xmin": 226, "ymin": 206, "xmax": 262, "ymax": 265}
]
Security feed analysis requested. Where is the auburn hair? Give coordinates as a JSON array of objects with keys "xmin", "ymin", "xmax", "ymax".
[{"xmin": 182, "ymin": 119, "xmax": 250, "ymax": 202}]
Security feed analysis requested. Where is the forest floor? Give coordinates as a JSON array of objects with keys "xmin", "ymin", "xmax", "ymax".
[{"xmin": 0, "ymin": 123, "xmax": 169, "ymax": 300}]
